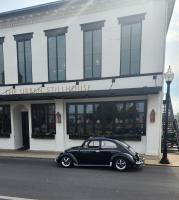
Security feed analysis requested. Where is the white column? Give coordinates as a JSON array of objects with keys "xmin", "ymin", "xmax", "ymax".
[
  {"xmin": 55, "ymin": 100, "xmax": 65, "ymax": 151},
  {"xmin": 146, "ymin": 92, "xmax": 163, "ymax": 156}
]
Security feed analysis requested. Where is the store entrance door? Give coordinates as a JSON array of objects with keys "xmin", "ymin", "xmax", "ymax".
[{"xmin": 21, "ymin": 112, "xmax": 30, "ymax": 150}]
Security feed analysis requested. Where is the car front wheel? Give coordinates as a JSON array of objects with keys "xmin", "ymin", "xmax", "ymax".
[
  {"xmin": 114, "ymin": 157, "xmax": 129, "ymax": 171},
  {"xmin": 60, "ymin": 156, "xmax": 73, "ymax": 168}
]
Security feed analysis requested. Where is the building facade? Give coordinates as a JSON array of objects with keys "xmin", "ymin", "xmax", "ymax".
[{"xmin": 0, "ymin": 0, "xmax": 175, "ymax": 155}]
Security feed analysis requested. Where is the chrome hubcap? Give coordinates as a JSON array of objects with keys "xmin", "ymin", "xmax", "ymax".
[
  {"xmin": 61, "ymin": 156, "xmax": 71, "ymax": 167},
  {"xmin": 116, "ymin": 159, "xmax": 127, "ymax": 170}
]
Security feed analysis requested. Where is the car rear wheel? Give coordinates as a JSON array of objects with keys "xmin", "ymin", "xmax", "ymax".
[
  {"xmin": 114, "ymin": 157, "xmax": 129, "ymax": 171},
  {"xmin": 60, "ymin": 156, "xmax": 73, "ymax": 168}
]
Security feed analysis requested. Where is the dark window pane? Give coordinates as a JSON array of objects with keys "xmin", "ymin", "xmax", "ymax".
[
  {"xmin": 136, "ymin": 102, "xmax": 145, "ymax": 113},
  {"xmin": 84, "ymin": 31, "xmax": 93, "ymax": 78},
  {"xmin": 93, "ymin": 30, "xmax": 102, "ymax": 54},
  {"xmin": 69, "ymin": 115, "xmax": 76, "ymax": 134},
  {"xmin": 120, "ymin": 22, "xmax": 141, "ymax": 75},
  {"xmin": 94, "ymin": 104, "xmax": 103, "ymax": 135},
  {"xmin": 130, "ymin": 23, "xmax": 141, "ymax": 74},
  {"xmin": 93, "ymin": 53, "xmax": 101, "ymax": 78},
  {"xmin": 0, "ymin": 44, "xmax": 4, "ymax": 84},
  {"xmin": 0, "ymin": 105, "xmax": 11, "ymax": 136},
  {"xmin": 17, "ymin": 41, "xmax": 25, "ymax": 83},
  {"xmin": 48, "ymin": 37, "xmax": 57, "ymax": 81},
  {"xmin": 25, "ymin": 40, "xmax": 32, "ymax": 83},
  {"xmin": 93, "ymin": 30, "xmax": 102, "ymax": 78},
  {"xmin": 121, "ymin": 24, "xmax": 131, "ymax": 75},
  {"xmin": 67, "ymin": 101, "xmax": 146, "ymax": 139},
  {"xmin": 84, "ymin": 31, "xmax": 93, "ymax": 55},
  {"xmin": 136, "ymin": 113, "xmax": 145, "ymax": 124},
  {"xmin": 102, "ymin": 103, "xmax": 116, "ymax": 136},
  {"xmin": 17, "ymin": 40, "xmax": 32, "ymax": 83},
  {"xmin": 57, "ymin": 35, "xmax": 66, "ymax": 81},
  {"xmin": 76, "ymin": 105, "xmax": 85, "ymax": 135},
  {"xmin": 84, "ymin": 29, "xmax": 102, "ymax": 78},
  {"xmin": 31, "ymin": 104, "xmax": 56, "ymax": 137},
  {"xmin": 86, "ymin": 104, "xmax": 94, "ymax": 135},
  {"xmin": 69, "ymin": 105, "xmax": 75, "ymax": 114},
  {"xmin": 84, "ymin": 55, "xmax": 93, "ymax": 78}
]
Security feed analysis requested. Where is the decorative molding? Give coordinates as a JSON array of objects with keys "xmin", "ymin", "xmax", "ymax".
[
  {"xmin": 80, "ymin": 20, "xmax": 105, "ymax": 31},
  {"xmin": 118, "ymin": 13, "xmax": 146, "ymax": 24},
  {"xmin": 13, "ymin": 32, "xmax": 33, "ymax": 41},
  {"xmin": 0, "ymin": 0, "xmax": 149, "ymax": 29},
  {"xmin": 44, "ymin": 27, "xmax": 68, "ymax": 36}
]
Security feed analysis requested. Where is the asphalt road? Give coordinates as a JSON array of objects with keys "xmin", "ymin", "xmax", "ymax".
[{"xmin": 0, "ymin": 157, "xmax": 179, "ymax": 200}]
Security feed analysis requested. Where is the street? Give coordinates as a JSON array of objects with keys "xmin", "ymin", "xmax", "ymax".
[{"xmin": 0, "ymin": 157, "xmax": 179, "ymax": 200}]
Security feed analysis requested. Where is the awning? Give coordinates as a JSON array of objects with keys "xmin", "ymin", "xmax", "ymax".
[{"xmin": 0, "ymin": 87, "xmax": 162, "ymax": 102}]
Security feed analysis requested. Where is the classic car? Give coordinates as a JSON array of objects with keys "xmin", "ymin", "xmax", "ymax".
[{"xmin": 55, "ymin": 137, "xmax": 144, "ymax": 171}]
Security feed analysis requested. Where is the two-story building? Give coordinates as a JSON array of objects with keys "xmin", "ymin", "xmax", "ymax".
[{"xmin": 0, "ymin": 0, "xmax": 175, "ymax": 156}]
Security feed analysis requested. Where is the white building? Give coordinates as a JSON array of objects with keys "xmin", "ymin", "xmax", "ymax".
[{"xmin": 0, "ymin": 0, "xmax": 175, "ymax": 156}]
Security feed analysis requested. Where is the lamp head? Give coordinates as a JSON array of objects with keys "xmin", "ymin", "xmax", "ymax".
[{"xmin": 164, "ymin": 66, "xmax": 174, "ymax": 83}]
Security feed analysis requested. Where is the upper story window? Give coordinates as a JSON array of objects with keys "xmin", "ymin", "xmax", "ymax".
[
  {"xmin": 45, "ymin": 27, "xmax": 68, "ymax": 82},
  {"xmin": 81, "ymin": 21, "xmax": 105, "ymax": 79},
  {"xmin": 118, "ymin": 13, "xmax": 146, "ymax": 76},
  {"xmin": 14, "ymin": 33, "xmax": 33, "ymax": 84},
  {"xmin": 0, "ymin": 37, "xmax": 5, "ymax": 85}
]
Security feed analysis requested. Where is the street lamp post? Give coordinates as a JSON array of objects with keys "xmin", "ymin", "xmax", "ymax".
[{"xmin": 160, "ymin": 66, "xmax": 174, "ymax": 164}]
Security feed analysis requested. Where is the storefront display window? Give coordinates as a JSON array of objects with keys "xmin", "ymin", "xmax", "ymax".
[
  {"xmin": 31, "ymin": 104, "xmax": 56, "ymax": 139},
  {"xmin": 67, "ymin": 101, "xmax": 146, "ymax": 140}
]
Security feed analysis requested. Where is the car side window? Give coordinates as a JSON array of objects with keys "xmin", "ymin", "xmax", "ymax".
[
  {"xmin": 83, "ymin": 141, "xmax": 89, "ymax": 148},
  {"xmin": 101, "ymin": 141, "xmax": 117, "ymax": 149},
  {"xmin": 88, "ymin": 140, "xmax": 100, "ymax": 148}
]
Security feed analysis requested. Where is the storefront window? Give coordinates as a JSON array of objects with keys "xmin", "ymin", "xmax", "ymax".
[
  {"xmin": 0, "ymin": 105, "xmax": 11, "ymax": 137},
  {"xmin": 31, "ymin": 104, "xmax": 56, "ymax": 139},
  {"xmin": 67, "ymin": 101, "xmax": 146, "ymax": 140}
]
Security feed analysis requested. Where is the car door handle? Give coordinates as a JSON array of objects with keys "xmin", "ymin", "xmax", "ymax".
[{"xmin": 95, "ymin": 150, "xmax": 100, "ymax": 153}]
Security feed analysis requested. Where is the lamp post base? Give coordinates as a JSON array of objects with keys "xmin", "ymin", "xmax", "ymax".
[{"xmin": 160, "ymin": 157, "xmax": 170, "ymax": 164}]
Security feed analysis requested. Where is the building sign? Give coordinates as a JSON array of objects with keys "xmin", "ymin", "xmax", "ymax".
[{"xmin": 0, "ymin": 84, "xmax": 91, "ymax": 95}]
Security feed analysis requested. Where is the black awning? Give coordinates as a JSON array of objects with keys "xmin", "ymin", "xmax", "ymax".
[{"xmin": 0, "ymin": 87, "xmax": 162, "ymax": 102}]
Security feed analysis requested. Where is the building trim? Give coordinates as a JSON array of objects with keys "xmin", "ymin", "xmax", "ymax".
[
  {"xmin": 13, "ymin": 32, "xmax": 34, "ymax": 41},
  {"xmin": 0, "ymin": 0, "xmax": 67, "ymax": 19},
  {"xmin": 80, "ymin": 20, "xmax": 105, "ymax": 31},
  {"xmin": 0, "ymin": 72, "xmax": 163, "ymax": 87},
  {"xmin": 0, "ymin": 87, "xmax": 162, "ymax": 101},
  {"xmin": 118, "ymin": 13, "xmax": 146, "ymax": 24},
  {"xmin": 44, "ymin": 27, "xmax": 68, "ymax": 36}
]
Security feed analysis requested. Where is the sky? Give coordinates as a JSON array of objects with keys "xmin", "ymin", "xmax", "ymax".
[{"xmin": 0, "ymin": 0, "xmax": 178, "ymax": 113}]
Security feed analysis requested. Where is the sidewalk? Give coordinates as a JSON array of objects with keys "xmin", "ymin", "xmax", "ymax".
[
  {"xmin": 145, "ymin": 153, "xmax": 179, "ymax": 167},
  {"xmin": 0, "ymin": 150, "xmax": 179, "ymax": 167},
  {"xmin": 0, "ymin": 150, "xmax": 58, "ymax": 159}
]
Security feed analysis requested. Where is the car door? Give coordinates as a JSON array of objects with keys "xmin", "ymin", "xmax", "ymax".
[
  {"xmin": 98, "ymin": 140, "xmax": 118, "ymax": 165},
  {"xmin": 78, "ymin": 140, "xmax": 101, "ymax": 165}
]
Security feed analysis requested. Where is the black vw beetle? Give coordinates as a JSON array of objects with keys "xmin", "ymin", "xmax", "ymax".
[{"xmin": 55, "ymin": 137, "xmax": 144, "ymax": 171}]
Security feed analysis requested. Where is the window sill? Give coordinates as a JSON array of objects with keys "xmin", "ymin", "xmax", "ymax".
[{"xmin": 32, "ymin": 134, "xmax": 55, "ymax": 139}]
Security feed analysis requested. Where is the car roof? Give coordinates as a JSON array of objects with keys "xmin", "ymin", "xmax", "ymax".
[{"xmin": 88, "ymin": 137, "xmax": 117, "ymax": 142}]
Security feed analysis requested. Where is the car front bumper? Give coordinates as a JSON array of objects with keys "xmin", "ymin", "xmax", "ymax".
[{"xmin": 135, "ymin": 156, "xmax": 145, "ymax": 168}]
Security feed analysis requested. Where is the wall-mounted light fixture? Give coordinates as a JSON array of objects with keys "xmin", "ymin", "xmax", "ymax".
[{"xmin": 56, "ymin": 112, "xmax": 61, "ymax": 123}]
